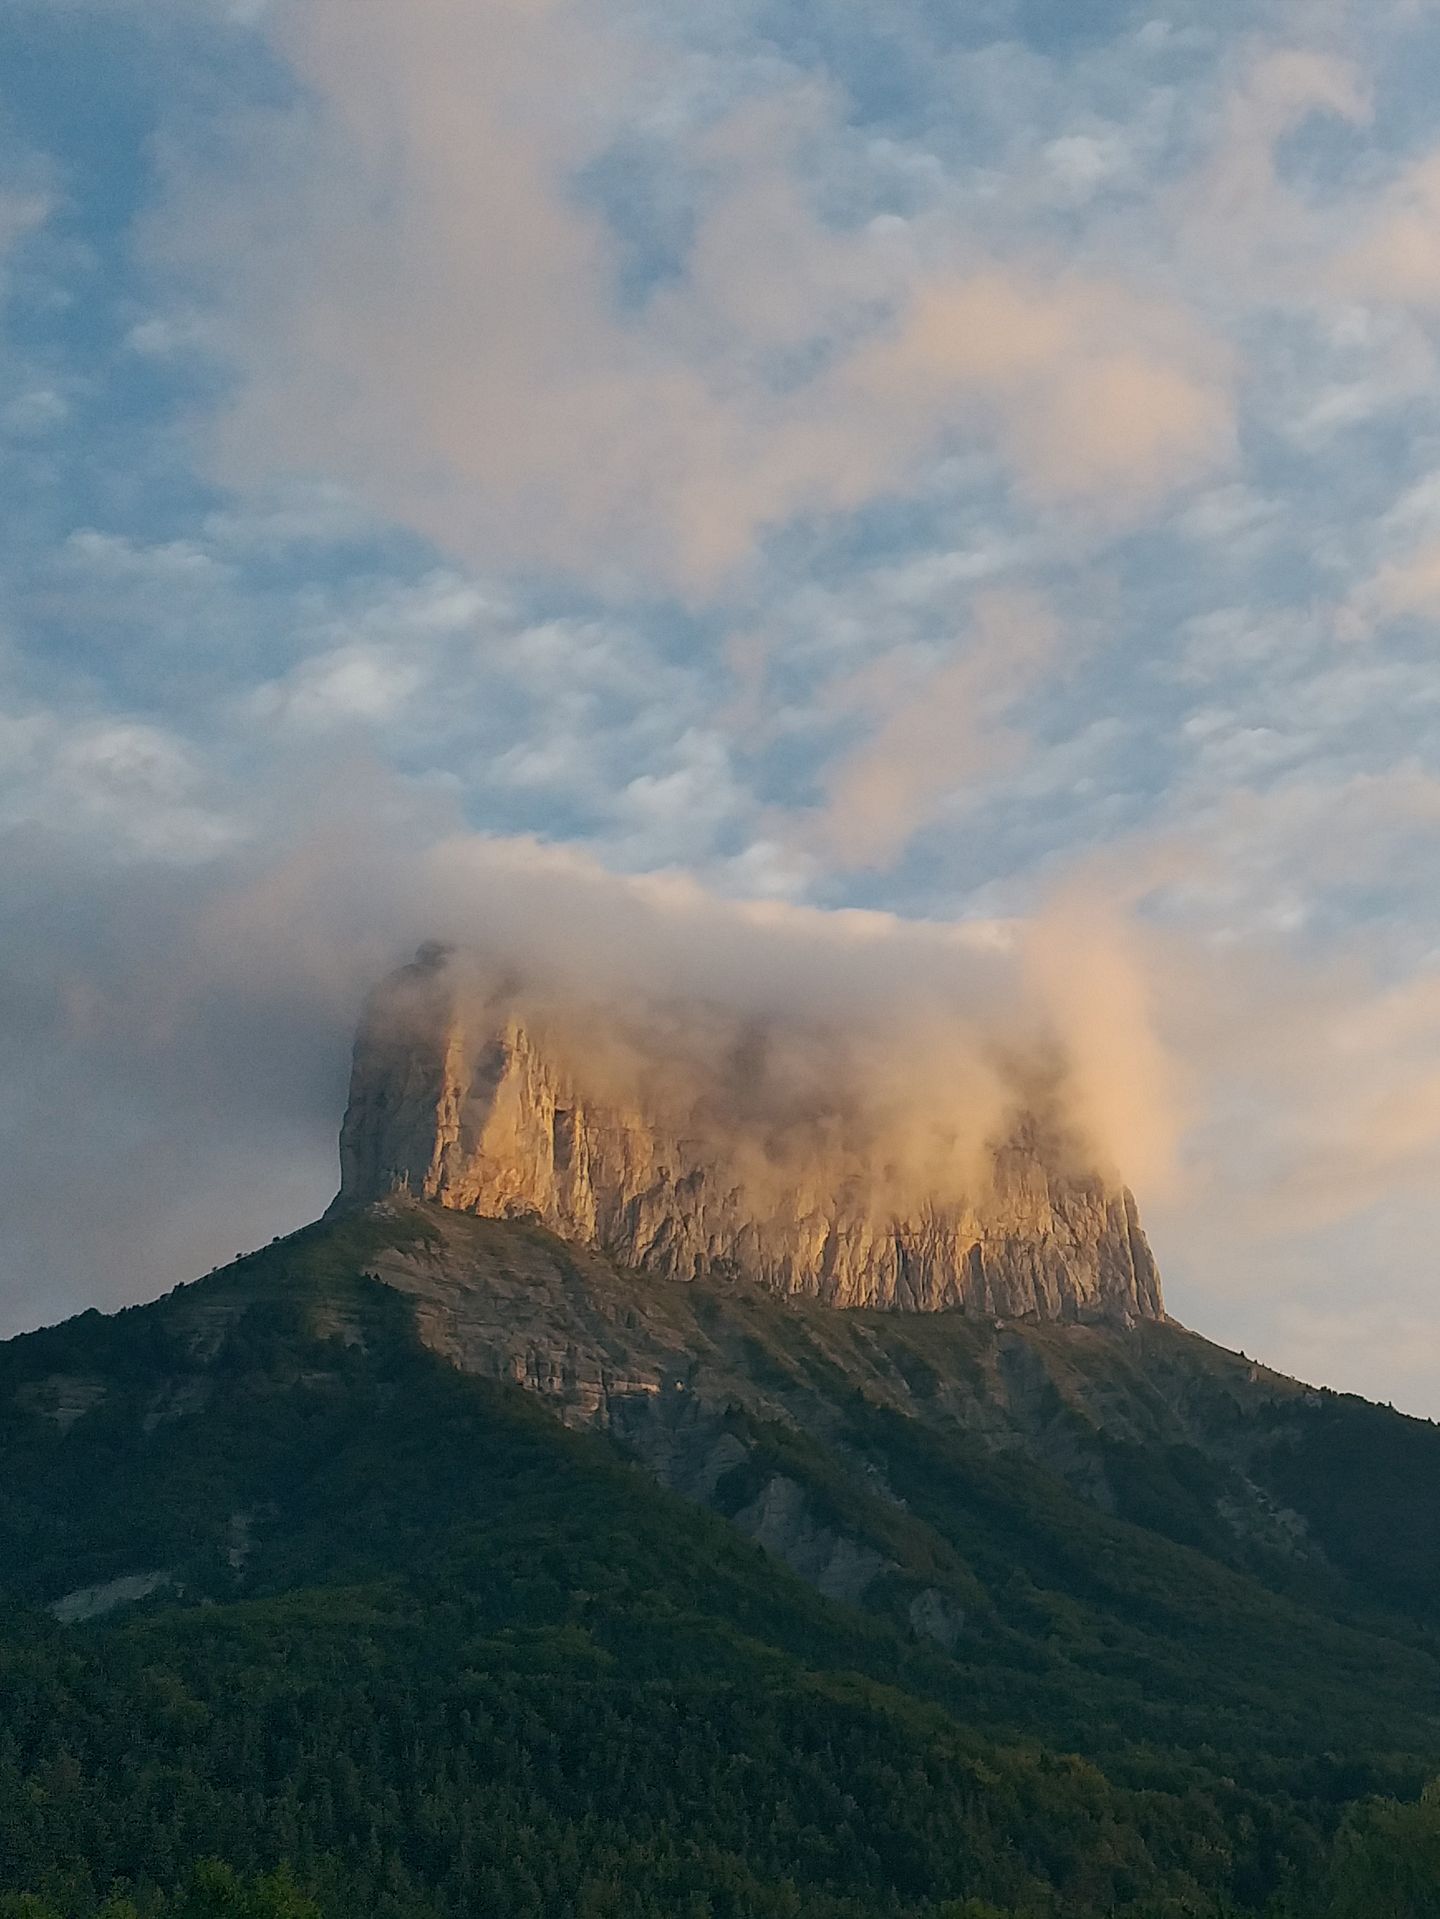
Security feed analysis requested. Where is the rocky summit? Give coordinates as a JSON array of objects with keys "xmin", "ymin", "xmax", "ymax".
[{"xmin": 332, "ymin": 945, "xmax": 1164, "ymax": 1325}]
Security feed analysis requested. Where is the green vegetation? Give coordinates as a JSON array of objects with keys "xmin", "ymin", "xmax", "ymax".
[
  {"xmin": 1, "ymin": 1220, "xmax": 1439, "ymax": 1916},
  {"xmin": 0, "ymin": 1864, "xmax": 320, "ymax": 1919}
]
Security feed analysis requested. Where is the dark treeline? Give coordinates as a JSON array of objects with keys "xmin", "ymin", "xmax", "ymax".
[{"xmin": 0, "ymin": 1586, "xmax": 1438, "ymax": 1919}]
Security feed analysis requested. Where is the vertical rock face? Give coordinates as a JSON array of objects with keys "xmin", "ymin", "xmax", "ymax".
[{"xmin": 334, "ymin": 946, "xmax": 1165, "ymax": 1325}]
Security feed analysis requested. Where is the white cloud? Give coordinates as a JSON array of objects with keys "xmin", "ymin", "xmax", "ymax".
[
  {"xmin": 1042, "ymin": 130, "xmax": 1132, "ymax": 202},
  {"xmin": 0, "ymin": 708, "xmax": 238, "ymax": 861},
  {"xmin": 2, "ymin": 387, "xmax": 69, "ymax": 437},
  {"xmin": 0, "ymin": 185, "xmax": 49, "ymax": 267},
  {"xmin": 122, "ymin": 312, "xmax": 216, "ymax": 359},
  {"xmin": 250, "ymin": 647, "xmax": 425, "ymax": 731},
  {"xmin": 64, "ymin": 528, "xmax": 230, "ymax": 586}
]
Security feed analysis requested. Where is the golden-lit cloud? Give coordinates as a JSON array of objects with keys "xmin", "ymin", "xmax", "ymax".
[
  {"xmin": 846, "ymin": 272, "xmax": 1233, "ymax": 504},
  {"xmin": 153, "ymin": 0, "xmax": 1235, "ymax": 591},
  {"xmin": 809, "ymin": 590, "xmax": 1061, "ymax": 868},
  {"xmin": 1363, "ymin": 537, "xmax": 1440, "ymax": 621},
  {"xmin": 1338, "ymin": 152, "xmax": 1440, "ymax": 311}
]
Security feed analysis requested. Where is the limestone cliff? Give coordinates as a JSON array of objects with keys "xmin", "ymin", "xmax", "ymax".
[{"xmin": 333, "ymin": 945, "xmax": 1164, "ymax": 1325}]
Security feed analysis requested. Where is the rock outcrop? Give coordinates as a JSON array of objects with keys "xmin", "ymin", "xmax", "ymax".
[{"xmin": 332, "ymin": 945, "xmax": 1164, "ymax": 1325}]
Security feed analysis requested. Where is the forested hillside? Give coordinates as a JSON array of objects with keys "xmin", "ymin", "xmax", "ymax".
[{"xmin": 2, "ymin": 1220, "xmax": 1439, "ymax": 1916}]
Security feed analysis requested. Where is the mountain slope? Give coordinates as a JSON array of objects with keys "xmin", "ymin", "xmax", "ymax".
[
  {"xmin": 3, "ymin": 1207, "xmax": 1440, "ymax": 1914},
  {"xmin": 333, "ymin": 1198, "xmax": 1440, "ymax": 1631}
]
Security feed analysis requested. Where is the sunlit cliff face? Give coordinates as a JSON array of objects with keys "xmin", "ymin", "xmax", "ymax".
[{"xmin": 334, "ymin": 943, "xmax": 1165, "ymax": 1324}]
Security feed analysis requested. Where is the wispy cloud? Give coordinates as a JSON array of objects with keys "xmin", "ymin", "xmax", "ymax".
[{"xmin": 807, "ymin": 590, "xmax": 1062, "ymax": 868}]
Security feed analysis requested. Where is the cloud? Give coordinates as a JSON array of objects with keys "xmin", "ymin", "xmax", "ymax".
[
  {"xmin": 1363, "ymin": 538, "xmax": 1440, "ymax": 623},
  {"xmin": 1019, "ymin": 887, "xmax": 1183, "ymax": 1201},
  {"xmin": 809, "ymin": 589, "xmax": 1062, "ymax": 868},
  {"xmin": 843, "ymin": 272, "xmax": 1233, "ymax": 503},
  {"xmin": 0, "ymin": 784, "xmax": 1190, "ymax": 1330},
  {"xmin": 0, "ymin": 184, "xmax": 49, "ymax": 270},
  {"xmin": 149, "ymin": 0, "xmax": 1235, "ymax": 591},
  {"xmin": 0, "ymin": 707, "xmax": 238, "ymax": 861},
  {"xmin": 1055, "ymin": 767, "xmax": 1440, "ymax": 1216},
  {"xmin": 1177, "ymin": 45, "xmax": 1371, "ymax": 288},
  {"xmin": 250, "ymin": 646, "xmax": 427, "ymax": 731},
  {"xmin": 1337, "ymin": 152, "xmax": 1440, "ymax": 312},
  {"xmin": 245, "ymin": 570, "xmax": 501, "ymax": 733}
]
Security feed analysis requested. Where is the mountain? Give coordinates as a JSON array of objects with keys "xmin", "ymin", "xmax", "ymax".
[
  {"xmin": 333, "ymin": 945, "xmax": 1163, "ymax": 1324},
  {"xmin": 5, "ymin": 1210, "xmax": 1440, "ymax": 1917},
  {"xmin": 278, "ymin": 1199, "xmax": 1440, "ymax": 1624},
  {"xmin": 4, "ymin": 969, "xmax": 1440, "ymax": 1915}
]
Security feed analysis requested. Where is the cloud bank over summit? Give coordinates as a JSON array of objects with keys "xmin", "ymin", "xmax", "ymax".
[
  {"xmin": 343, "ymin": 858, "xmax": 1180, "ymax": 1225},
  {"xmin": 0, "ymin": 813, "xmax": 1179, "ymax": 1336}
]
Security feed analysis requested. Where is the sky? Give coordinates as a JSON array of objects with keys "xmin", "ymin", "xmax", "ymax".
[{"xmin": 6, "ymin": 0, "xmax": 1440, "ymax": 1411}]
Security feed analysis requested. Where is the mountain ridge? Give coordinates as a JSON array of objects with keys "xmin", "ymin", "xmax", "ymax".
[
  {"xmin": 13, "ymin": 1195, "xmax": 1434, "ymax": 1630},
  {"xmin": 4, "ymin": 1199, "xmax": 1440, "ymax": 1913}
]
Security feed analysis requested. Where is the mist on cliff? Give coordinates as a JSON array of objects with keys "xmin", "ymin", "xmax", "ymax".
[
  {"xmin": 362, "ymin": 843, "xmax": 1176, "ymax": 1217},
  {"xmin": 0, "ymin": 806, "xmax": 1180, "ymax": 1332}
]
